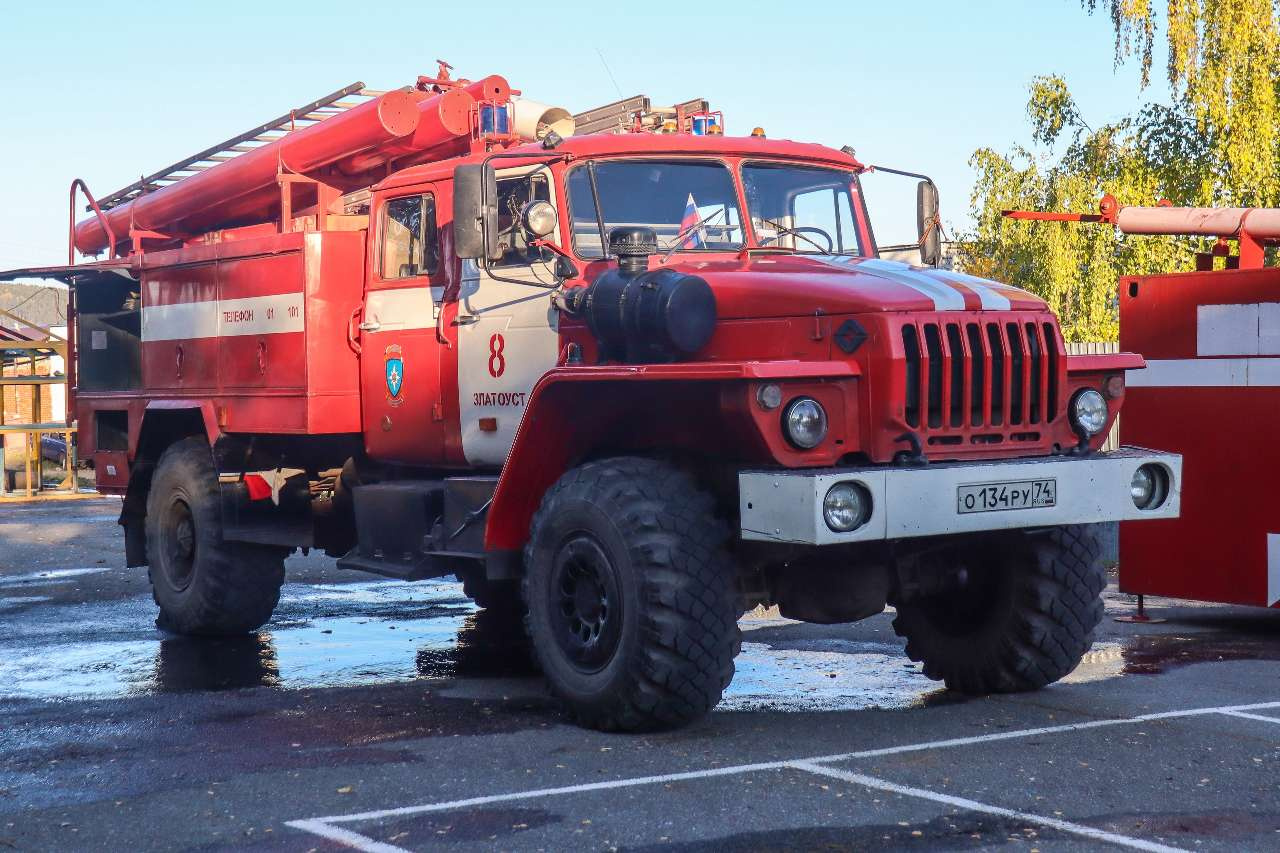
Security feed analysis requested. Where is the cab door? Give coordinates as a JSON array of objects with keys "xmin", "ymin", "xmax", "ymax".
[
  {"xmin": 454, "ymin": 166, "xmax": 562, "ymax": 467},
  {"xmin": 361, "ymin": 187, "xmax": 447, "ymax": 464}
]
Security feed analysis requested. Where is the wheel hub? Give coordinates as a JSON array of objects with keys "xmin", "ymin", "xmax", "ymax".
[
  {"xmin": 549, "ymin": 534, "xmax": 621, "ymax": 671},
  {"xmin": 163, "ymin": 498, "xmax": 197, "ymax": 591}
]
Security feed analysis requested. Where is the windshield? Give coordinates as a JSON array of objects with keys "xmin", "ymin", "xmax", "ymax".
[
  {"xmin": 567, "ymin": 160, "xmax": 745, "ymax": 257},
  {"xmin": 741, "ymin": 163, "xmax": 866, "ymax": 255}
]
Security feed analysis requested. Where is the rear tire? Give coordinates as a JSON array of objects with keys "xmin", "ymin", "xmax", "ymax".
[
  {"xmin": 145, "ymin": 437, "xmax": 286, "ymax": 636},
  {"xmin": 523, "ymin": 457, "xmax": 740, "ymax": 731},
  {"xmin": 892, "ymin": 524, "xmax": 1105, "ymax": 694}
]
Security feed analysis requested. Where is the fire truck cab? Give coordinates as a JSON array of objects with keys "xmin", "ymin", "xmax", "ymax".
[{"xmin": 3, "ymin": 73, "xmax": 1181, "ymax": 730}]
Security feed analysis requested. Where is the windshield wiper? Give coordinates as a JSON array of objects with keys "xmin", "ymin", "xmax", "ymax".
[
  {"xmin": 661, "ymin": 207, "xmax": 727, "ymax": 263},
  {"xmin": 757, "ymin": 218, "xmax": 833, "ymax": 254}
]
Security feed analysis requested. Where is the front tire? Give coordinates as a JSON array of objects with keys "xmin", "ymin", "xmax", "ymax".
[
  {"xmin": 145, "ymin": 437, "xmax": 286, "ymax": 636},
  {"xmin": 523, "ymin": 457, "xmax": 740, "ymax": 731},
  {"xmin": 892, "ymin": 525, "xmax": 1105, "ymax": 694}
]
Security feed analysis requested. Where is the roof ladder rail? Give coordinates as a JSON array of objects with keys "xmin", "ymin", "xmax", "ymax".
[{"xmin": 93, "ymin": 81, "xmax": 374, "ymax": 211}]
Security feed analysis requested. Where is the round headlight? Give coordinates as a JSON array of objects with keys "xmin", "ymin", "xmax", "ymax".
[
  {"xmin": 783, "ymin": 397, "xmax": 828, "ymax": 449},
  {"xmin": 1130, "ymin": 466, "xmax": 1154, "ymax": 507},
  {"xmin": 824, "ymin": 482, "xmax": 871, "ymax": 532},
  {"xmin": 1130, "ymin": 464, "xmax": 1168, "ymax": 510},
  {"xmin": 521, "ymin": 200, "xmax": 558, "ymax": 237},
  {"xmin": 1070, "ymin": 388, "xmax": 1108, "ymax": 438}
]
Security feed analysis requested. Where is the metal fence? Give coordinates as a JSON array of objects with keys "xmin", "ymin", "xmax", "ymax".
[{"xmin": 1066, "ymin": 341, "xmax": 1121, "ymax": 451}]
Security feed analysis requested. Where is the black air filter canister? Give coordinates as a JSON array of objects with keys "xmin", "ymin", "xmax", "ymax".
[
  {"xmin": 568, "ymin": 228, "xmax": 717, "ymax": 363},
  {"xmin": 573, "ymin": 268, "xmax": 717, "ymax": 363},
  {"xmin": 625, "ymin": 268, "xmax": 717, "ymax": 360}
]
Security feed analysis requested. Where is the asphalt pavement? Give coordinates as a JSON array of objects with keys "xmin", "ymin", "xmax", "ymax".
[{"xmin": 0, "ymin": 498, "xmax": 1277, "ymax": 852}]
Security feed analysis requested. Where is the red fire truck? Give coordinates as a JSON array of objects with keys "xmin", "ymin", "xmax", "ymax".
[
  {"xmin": 1008, "ymin": 197, "xmax": 1280, "ymax": 612},
  {"xmin": 2, "ymin": 69, "xmax": 1181, "ymax": 730}
]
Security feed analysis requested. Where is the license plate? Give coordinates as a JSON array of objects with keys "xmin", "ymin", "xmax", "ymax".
[{"xmin": 957, "ymin": 479, "xmax": 1057, "ymax": 514}]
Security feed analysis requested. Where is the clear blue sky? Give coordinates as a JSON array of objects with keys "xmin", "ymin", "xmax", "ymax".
[{"xmin": 0, "ymin": 0, "xmax": 1167, "ymax": 271}]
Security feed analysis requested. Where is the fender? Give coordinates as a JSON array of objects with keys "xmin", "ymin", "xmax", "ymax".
[
  {"xmin": 483, "ymin": 360, "xmax": 859, "ymax": 552},
  {"xmin": 119, "ymin": 400, "xmax": 223, "ymax": 567},
  {"xmin": 140, "ymin": 399, "xmax": 223, "ymax": 454},
  {"xmin": 1066, "ymin": 352, "xmax": 1145, "ymax": 375}
]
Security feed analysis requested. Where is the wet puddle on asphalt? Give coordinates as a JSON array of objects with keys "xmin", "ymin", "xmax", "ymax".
[
  {"xmin": 0, "ymin": 567, "xmax": 113, "ymax": 589},
  {"xmin": 1, "ymin": 578, "xmax": 1276, "ymax": 712},
  {"xmin": 721, "ymin": 638, "xmax": 942, "ymax": 711},
  {"xmin": 0, "ymin": 580, "xmax": 514, "ymax": 699}
]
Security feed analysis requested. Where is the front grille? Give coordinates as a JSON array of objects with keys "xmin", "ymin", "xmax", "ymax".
[{"xmin": 902, "ymin": 317, "xmax": 1060, "ymax": 434}]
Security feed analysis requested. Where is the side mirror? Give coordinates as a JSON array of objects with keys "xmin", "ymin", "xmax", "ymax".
[
  {"xmin": 916, "ymin": 180, "xmax": 941, "ymax": 267},
  {"xmin": 453, "ymin": 163, "xmax": 499, "ymax": 261}
]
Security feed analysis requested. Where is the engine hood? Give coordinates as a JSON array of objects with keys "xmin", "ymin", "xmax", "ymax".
[{"xmin": 662, "ymin": 255, "xmax": 1047, "ymax": 319}]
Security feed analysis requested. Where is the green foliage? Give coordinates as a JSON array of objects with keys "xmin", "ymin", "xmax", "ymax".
[
  {"xmin": 963, "ymin": 2, "xmax": 1280, "ymax": 341},
  {"xmin": 1097, "ymin": 0, "xmax": 1280, "ymax": 204}
]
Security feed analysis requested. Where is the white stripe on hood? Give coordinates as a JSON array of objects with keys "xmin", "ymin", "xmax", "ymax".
[{"xmin": 812, "ymin": 257, "xmax": 964, "ymax": 311}]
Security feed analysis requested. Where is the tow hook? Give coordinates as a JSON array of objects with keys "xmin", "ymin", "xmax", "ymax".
[{"xmin": 893, "ymin": 432, "xmax": 928, "ymax": 466}]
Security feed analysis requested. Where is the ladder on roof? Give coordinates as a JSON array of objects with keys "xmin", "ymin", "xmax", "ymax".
[
  {"xmin": 573, "ymin": 96, "xmax": 710, "ymax": 135},
  {"xmin": 92, "ymin": 87, "xmax": 713, "ymax": 213},
  {"xmin": 94, "ymin": 82, "xmax": 388, "ymax": 211}
]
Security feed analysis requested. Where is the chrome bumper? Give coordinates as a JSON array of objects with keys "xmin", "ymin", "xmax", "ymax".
[{"xmin": 738, "ymin": 447, "xmax": 1181, "ymax": 545}]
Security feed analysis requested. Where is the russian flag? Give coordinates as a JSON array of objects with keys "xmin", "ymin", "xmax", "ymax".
[{"xmin": 680, "ymin": 193, "xmax": 703, "ymax": 248}]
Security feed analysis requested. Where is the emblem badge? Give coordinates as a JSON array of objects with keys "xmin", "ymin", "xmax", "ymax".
[{"xmin": 384, "ymin": 344, "xmax": 404, "ymax": 406}]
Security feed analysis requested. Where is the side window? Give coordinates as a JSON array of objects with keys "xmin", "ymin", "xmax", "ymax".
[
  {"xmin": 380, "ymin": 194, "xmax": 438, "ymax": 279},
  {"xmin": 567, "ymin": 167, "xmax": 603, "ymax": 257},
  {"xmin": 792, "ymin": 188, "xmax": 856, "ymax": 254},
  {"xmin": 492, "ymin": 174, "xmax": 552, "ymax": 268}
]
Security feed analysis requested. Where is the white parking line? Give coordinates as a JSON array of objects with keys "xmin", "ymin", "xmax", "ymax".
[
  {"xmin": 1219, "ymin": 709, "xmax": 1280, "ymax": 725},
  {"xmin": 817, "ymin": 700, "xmax": 1280, "ymax": 762},
  {"xmin": 285, "ymin": 820, "xmax": 411, "ymax": 853},
  {"xmin": 289, "ymin": 761, "xmax": 793, "ymax": 825},
  {"xmin": 286, "ymin": 698, "xmax": 1280, "ymax": 851},
  {"xmin": 791, "ymin": 762, "xmax": 1187, "ymax": 853}
]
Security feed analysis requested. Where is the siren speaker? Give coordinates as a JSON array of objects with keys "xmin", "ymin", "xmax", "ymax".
[{"xmin": 511, "ymin": 99, "xmax": 576, "ymax": 141}]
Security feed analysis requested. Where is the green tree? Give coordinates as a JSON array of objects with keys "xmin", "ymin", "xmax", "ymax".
[{"xmin": 963, "ymin": 1, "xmax": 1280, "ymax": 341}]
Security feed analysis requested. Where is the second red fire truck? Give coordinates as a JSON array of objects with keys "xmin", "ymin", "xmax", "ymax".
[{"xmin": 2, "ymin": 68, "xmax": 1181, "ymax": 730}]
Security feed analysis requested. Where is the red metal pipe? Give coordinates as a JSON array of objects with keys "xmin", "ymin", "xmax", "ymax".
[
  {"xmin": 73, "ymin": 89, "xmax": 422, "ymax": 255},
  {"xmin": 1001, "ymin": 210, "xmax": 1107, "ymax": 223},
  {"xmin": 461, "ymin": 74, "xmax": 511, "ymax": 104},
  {"xmin": 1115, "ymin": 206, "xmax": 1280, "ymax": 239},
  {"xmin": 69, "ymin": 179, "xmax": 116, "ymax": 262},
  {"xmin": 337, "ymin": 88, "xmax": 475, "ymax": 175}
]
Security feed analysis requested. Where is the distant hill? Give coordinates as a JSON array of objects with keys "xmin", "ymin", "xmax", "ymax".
[{"xmin": 0, "ymin": 283, "xmax": 66, "ymax": 331}]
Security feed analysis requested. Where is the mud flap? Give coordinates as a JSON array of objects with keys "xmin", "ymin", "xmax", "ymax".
[{"xmin": 336, "ymin": 481, "xmax": 449, "ymax": 580}]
